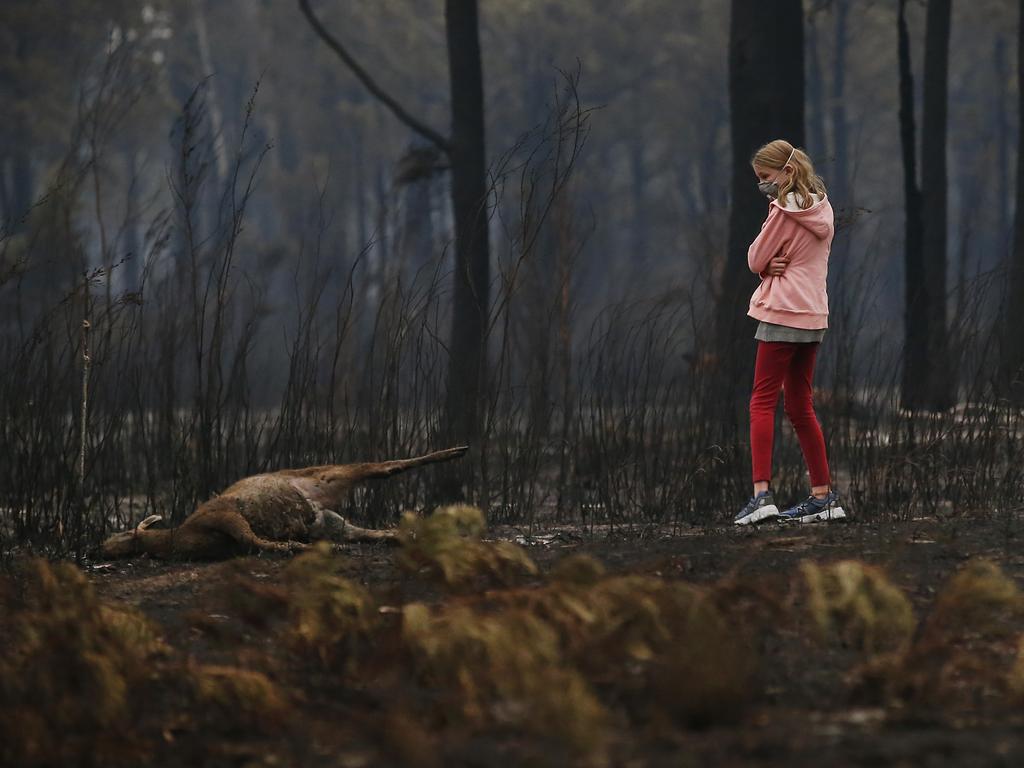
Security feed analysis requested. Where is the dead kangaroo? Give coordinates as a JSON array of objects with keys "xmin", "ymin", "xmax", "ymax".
[{"xmin": 100, "ymin": 446, "xmax": 468, "ymax": 560}]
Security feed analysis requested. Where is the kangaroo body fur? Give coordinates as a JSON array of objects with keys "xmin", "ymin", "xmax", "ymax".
[{"xmin": 100, "ymin": 446, "xmax": 467, "ymax": 560}]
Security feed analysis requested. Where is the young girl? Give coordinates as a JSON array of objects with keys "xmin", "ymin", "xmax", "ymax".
[{"xmin": 733, "ymin": 139, "xmax": 847, "ymax": 525}]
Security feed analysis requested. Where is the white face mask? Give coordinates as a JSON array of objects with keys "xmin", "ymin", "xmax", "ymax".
[{"xmin": 757, "ymin": 148, "xmax": 796, "ymax": 200}]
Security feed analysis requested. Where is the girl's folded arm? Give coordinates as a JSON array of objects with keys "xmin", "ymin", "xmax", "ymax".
[{"xmin": 747, "ymin": 207, "xmax": 787, "ymax": 274}]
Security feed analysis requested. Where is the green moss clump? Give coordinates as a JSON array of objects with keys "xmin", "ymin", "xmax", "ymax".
[
  {"xmin": 397, "ymin": 505, "xmax": 538, "ymax": 591},
  {"xmin": 400, "ymin": 601, "xmax": 609, "ymax": 760},
  {"xmin": 0, "ymin": 559, "xmax": 166, "ymax": 765},
  {"xmin": 801, "ymin": 560, "xmax": 915, "ymax": 654},
  {"xmin": 282, "ymin": 542, "xmax": 378, "ymax": 669},
  {"xmin": 189, "ymin": 664, "xmax": 289, "ymax": 731}
]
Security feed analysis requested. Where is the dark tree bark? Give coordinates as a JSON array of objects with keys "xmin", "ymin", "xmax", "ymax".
[
  {"xmin": 630, "ymin": 142, "xmax": 649, "ymax": 285},
  {"xmin": 806, "ymin": 9, "xmax": 828, "ymax": 162},
  {"xmin": 995, "ymin": 36, "xmax": 1011, "ymax": 257},
  {"xmin": 3, "ymin": 27, "xmax": 35, "ymax": 235},
  {"xmin": 374, "ymin": 159, "xmax": 390, "ymax": 291},
  {"xmin": 1002, "ymin": 0, "xmax": 1024, "ymax": 402},
  {"xmin": 823, "ymin": 0, "xmax": 853, "ymax": 341},
  {"xmin": 700, "ymin": 106, "xmax": 729, "ymax": 216},
  {"xmin": 123, "ymin": 149, "xmax": 141, "ymax": 292},
  {"xmin": 919, "ymin": 0, "xmax": 954, "ymax": 410},
  {"xmin": 715, "ymin": 0, "xmax": 805, "ymax": 413},
  {"xmin": 8, "ymin": 118, "xmax": 34, "ymax": 234},
  {"xmin": 0, "ymin": 156, "xmax": 9, "ymax": 224},
  {"xmin": 897, "ymin": 0, "xmax": 927, "ymax": 411},
  {"xmin": 444, "ymin": 0, "xmax": 490, "ymax": 445},
  {"xmin": 353, "ymin": 126, "xmax": 369, "ymax": 268},
  {"xmin": 399, "ymin": 175, "xmax": 435, "ymax": 279},
  {"xmin": 829, "ymin": 0, "xmax": 849, "ymax": 206}
]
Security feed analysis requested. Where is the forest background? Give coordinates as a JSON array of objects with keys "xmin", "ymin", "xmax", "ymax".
[{"xmin": 1, "ymin": 0, "xmax": 1019, "ymax": 556}]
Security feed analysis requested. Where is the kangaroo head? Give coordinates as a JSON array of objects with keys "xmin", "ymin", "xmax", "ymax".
[{"xmin": 101, "ymin": 514, "xmax": 165, "ymax": 558}]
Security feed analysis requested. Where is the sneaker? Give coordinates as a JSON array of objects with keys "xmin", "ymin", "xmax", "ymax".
[
  {"xmin": 734, "ymin": 490, "xmax": 780, "ymax": 526},
  {"xmin": 778, "ymin": 489, "xmax": 847, "ymax": 523}
]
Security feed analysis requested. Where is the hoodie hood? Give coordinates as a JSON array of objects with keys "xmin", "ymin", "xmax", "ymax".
[{"xmin": 770, "ymin": 193, "xmax": 833, "ymax": 240}]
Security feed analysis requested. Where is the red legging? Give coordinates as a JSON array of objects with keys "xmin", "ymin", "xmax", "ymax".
[{"xmin": 750, "ymin": 340, "xmax": 831, "ymax": 487}]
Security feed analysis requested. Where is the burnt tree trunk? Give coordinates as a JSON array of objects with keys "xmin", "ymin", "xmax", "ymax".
[
  {"xmin": 1003, "ymin": 0, "xmax": 1024, "ymax": 402},
  {"xmin": 995, "ymin": 36, "xmax": 1011, "ymax": 256},
  {"xmin": 8, "ymin": 118, "xmax": 34, "ymax": 234},
  {"xmin": 715, "ymin": 0, "xmax": 804, "ymax": 419},
  {"xmin": 399, "ymin": 175, "xmax": 435, "ymax": 280},
  {"xmin": 630, "ymin": 142, "xmax": 649, "ymax": 287},
  {"xmin": 444, "ymin": 0, "xmax": 490, "ymax": 446},
  {"xmin": 5, "ymin": 24, "xmax": 35, "ymax": 235},
  {"xmin": 806, "ymin": 9, "xmax": 828, "ymax": 161},
  {"xmin": 830, "ymin": 0, "xmax": 850, "ymax": 206},
  {"xmin": 920, "ymin": 0, "xmax": 954, "ymax": 411},
  {"xmin": 123, "ymin": 149, "xmax": 141, "ymax": 292},
  {"xmin": 898, "ymin": 0, "xmax": 927, "ymax": 412},
  {"xmin": 0, "ymin": 156, "xmax": 8, "ymax": 224}
]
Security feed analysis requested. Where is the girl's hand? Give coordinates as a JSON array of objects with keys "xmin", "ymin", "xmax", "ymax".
[{"xmin": 765, "ymin": 253, "xmax": 790, "ymax": 277}]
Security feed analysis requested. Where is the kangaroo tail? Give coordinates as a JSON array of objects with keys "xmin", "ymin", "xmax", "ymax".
[{"xmin": 356, "ymin": 445, "xmax": 469, "ymax": 480}]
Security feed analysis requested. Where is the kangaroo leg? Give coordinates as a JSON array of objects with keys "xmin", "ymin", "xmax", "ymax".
[
  {"xmin": 321, "ymin": 508, "xmax": 399, "ymax": 544},
  {"xmin": 345, "ymin": 445, "xmax": 469, "ymax": 483},
  {"xmin": 303, "ymin": 498, "xmax": 398, "ymax": 544},
  {"xmin": 215, "ymin": 513, "xmax": 308, "ymax": 555}
]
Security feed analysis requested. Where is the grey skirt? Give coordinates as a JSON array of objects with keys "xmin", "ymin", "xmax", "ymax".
[{"xmin": 754, "ymin": 320, "xmax": 826, "ymax": 343}]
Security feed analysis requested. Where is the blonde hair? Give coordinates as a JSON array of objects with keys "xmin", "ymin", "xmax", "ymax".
[{"xmin": 751, "ymin": 140, "xmax": 827, "ymax": 210}]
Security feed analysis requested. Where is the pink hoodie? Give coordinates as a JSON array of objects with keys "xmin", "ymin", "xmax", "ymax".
[{"xmin": 747, "ymin": 193, "xmax": 835, "ymax": 330}]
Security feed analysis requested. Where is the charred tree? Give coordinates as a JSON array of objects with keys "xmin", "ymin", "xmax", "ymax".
[
  {"xmin": 444, "ymin": 0, "xmax": 490, "ymax": 446},
  {"xmin": 919, "ymin": 0, "xmax": 954, "ymax": 410},
  {"xmin": 897, "ymin": 0, "xmax": 927, "ymax": 411},
  {"xmin": 1002, "ymin": 0, "xmax": 1024, "ymax": 403},
  {"xmin": 829, "ymin": 0, "xmax": 850, "ymax": 206},
  {"xmin": 899, "ymin": 0, "xmax": 954, "ymax": 412},
  {"xmin": 4, "ymin": 117, "xmax": 34, "ymax": 235},
  {"xmin": 806, "ymin": 7, "xmax": 828, "ymax": 161},
  {"xmin": 995, "ymin": 36, "xmax": 1011, "ymax": 256}
]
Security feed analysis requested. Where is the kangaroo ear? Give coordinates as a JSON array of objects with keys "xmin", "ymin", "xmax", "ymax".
[{"xmin": 136, "ymin": 514, "xmax": 164, "ymax": 532}]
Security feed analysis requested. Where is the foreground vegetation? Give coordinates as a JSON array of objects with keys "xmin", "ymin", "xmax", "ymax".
[{"xmin": 4, "ymin": 508, "xmax": 1024, "ymax": 766}]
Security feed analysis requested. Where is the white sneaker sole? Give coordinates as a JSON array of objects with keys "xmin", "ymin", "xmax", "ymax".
[
  {"xmin": 785, "ymin": 506, "xmax": 847, "ymax": 524},
  {"xmin": 734, "ymin": 504, "xmax": 780, "ymax": 526}
]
